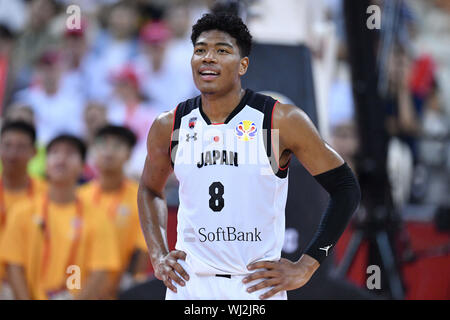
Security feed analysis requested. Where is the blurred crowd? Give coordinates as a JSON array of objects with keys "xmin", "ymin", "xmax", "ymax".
[
  {"xmin": 325, "ymin": 0, "xmax": 450, "ymax": 212},
  {"xmin": 0, "ymin": 0, "xmax": 213, "ymax": 300},
  {"xmin": 0, "ymin": 0, "xmax": 206, "ymax": 180}
]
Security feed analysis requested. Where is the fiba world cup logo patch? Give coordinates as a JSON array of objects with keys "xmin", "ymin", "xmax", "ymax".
[{"xmin": 235, "ymin": 120, "xmax": 257, "ymax": 141}]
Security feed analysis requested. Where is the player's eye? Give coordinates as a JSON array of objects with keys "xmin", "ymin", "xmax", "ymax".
[
  {"xmin": 195, "ymin": 48, "xmax": 205, "ymax": 54},
  {"xmin": 218, "ymin": 48, "xmax": 228, "ymax": 54}
]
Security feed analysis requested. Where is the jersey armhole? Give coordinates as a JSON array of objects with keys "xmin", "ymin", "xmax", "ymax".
[{"xmin": 269, "ymin": 100, "xmax": 290, "ymax": 178}]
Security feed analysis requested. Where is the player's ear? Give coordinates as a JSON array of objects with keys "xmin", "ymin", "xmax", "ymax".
[{"xmin": 239, "ymin": 57, "xmax": 249, "ymax": 76}]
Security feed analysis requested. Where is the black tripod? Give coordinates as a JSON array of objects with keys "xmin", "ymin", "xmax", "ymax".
[
  {"xmin": 337, "ymin": 0, "xmax": 409, "ymax": 299},
  {"xmin": 331, "ymin": 200, "xmax": 405, "ymax": 299}
]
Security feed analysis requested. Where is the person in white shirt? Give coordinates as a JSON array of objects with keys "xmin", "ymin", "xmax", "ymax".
[
  {"xmin": 61, "ymin": 20, "xmax": 96, "ymax": 102},
  {"xmin": 108, "ymin": 64, "xmax": 158, "ymax": 179},
  {"xmin": 134, "ymin": 21, "xmax": 198, "ymax": 114},
  {"xmin": 13, "ymin": 50, "xmax": 85, "ymax": 145},
  {"xmin": 87, "ymin": 1, "xmax": 140, "ymax": 102}
]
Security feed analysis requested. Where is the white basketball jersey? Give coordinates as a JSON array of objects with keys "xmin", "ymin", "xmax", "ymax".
[{"xmin": 170, "ymin": 89, "xmax": 290, "ymax": 275}]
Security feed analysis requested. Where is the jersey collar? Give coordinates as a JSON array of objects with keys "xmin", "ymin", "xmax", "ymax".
[{"xmin": 198, "ymin": 89, "xmax": 251, "ymax": 125}]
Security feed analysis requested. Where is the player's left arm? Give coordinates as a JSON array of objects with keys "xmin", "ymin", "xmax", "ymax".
[{"xmin": 244, "ymin": 103, "xmax": 361, "ymax": 299}]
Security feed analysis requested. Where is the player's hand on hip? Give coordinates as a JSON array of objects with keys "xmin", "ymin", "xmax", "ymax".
[
  {"xmin": 243, "ymin": 254, "xmax": 320, "ymax": 299},
  {"xmin": 154, "ymin": 250, "xmax": 189, "ymax": 293}
]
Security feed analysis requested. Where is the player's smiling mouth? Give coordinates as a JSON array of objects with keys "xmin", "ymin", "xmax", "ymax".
[{"xmin": 198, "ymin": 67, "xmax": 220, "ymax": 80}]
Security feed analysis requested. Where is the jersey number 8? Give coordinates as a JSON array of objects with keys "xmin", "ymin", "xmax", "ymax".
[{"xmin": 209, "ymin": 182, "xmax": 224, "ymax": 212}]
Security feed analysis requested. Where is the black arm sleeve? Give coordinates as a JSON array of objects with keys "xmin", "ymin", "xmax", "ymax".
[{"xmin": 304, "ymin": 162, "xmax": 361, "ymax": 263}]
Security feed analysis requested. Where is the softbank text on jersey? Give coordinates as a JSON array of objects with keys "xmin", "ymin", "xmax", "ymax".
[{"xmin": 198, "ymin": 226, "xmax": 262, "ymax": 242}]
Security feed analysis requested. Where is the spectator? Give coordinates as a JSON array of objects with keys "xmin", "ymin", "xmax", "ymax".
[
  {"xmin": 3, "ymin": 103, "xmax": 44, "ymax": 174},
  {"xmin": 14, "ymin": 50, "xmax": 86, "ymax": 145},
  {"xmin": 135, "ymin": 20, "xmax": 198, "ymax": 113},
  {"xmin": 385, "ymin": 46, "xmax": 421, "ymax": 162},
  {"xmin": 82, "ymin": 101, "xmax": 108, "ymax": 181},
  {"xmin": 0, "ymin": 134, "xmax": 120, "ymax": 299},
  {"xmin": 89, "ymin": 1, "xmax": 140, "ymax": 102},
  {"xmin": 0, "ymin": 0, "xmax": 27, "ymax": 33},
  {"xmin": 108, "ymin": 64, "xmax": 158, "ymax": 179},
  {"xmin": 0, "ymin": 121, "xmax": 47, "ymax": 299},
  {"xmin": 83, "ymin": 101, "xmax": 108, "ymax": 146},
  {"xmin": 165, "ymin": 3, "xmax": 198, "ymax": 75},
  {"xmin": 2, "ymin": 102, "xmax": 35, "ymax": 125},
  {"xmin": 3, "ymin": 103, "xmax": 46, "ymax": 179},
  {"xmin": 79, "ymin": 125, "xmax": 149, "ymax": 299},
  {"xmin": 0, "ymin": 24, "xmax": 16, "ymax": 115},
  {"xmin": 11, "ymin": 0, "xmax": 60, "ymax": 90},
  {"xmin": 61, "ymin": 21, "xmax": 94, "ymax": 101},
  {"xmin": 327, "ymin": 59, "xmax": 358, "ymax": 170}
]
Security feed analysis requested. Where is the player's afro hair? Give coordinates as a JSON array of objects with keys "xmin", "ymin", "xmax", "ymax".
[{"xmin": 191, "ymin": 13, "xmax": 252, "ymax": 57}]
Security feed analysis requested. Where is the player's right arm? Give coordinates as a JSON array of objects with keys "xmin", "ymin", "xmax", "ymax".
[{"xmin": 137, "ymin": 109, "xmax": 189, "ymax": 293}]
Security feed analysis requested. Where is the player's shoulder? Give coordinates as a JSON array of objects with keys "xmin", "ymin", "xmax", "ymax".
[
  {"xmin": 244, "ymin": 89, "xmax": 278, "ymax": 113},
  {"xmin": 241, "ymin": 89, "xmax": 310, "ymax": 128},
  {"xmin": 155, "ymin": 95, "xmax": 199, "ymax": 122},
  {"xmin": 149, "ymin": 96, "xmax": 201, "ymax": 139},
  {"xmin": 154, "ymin": 109, "xmax": 175, "ymax": 128},
  {"xmin": 149, "ymin": 107, "xmax": 179, "ymax": 139},
  {"xmin": 272, "ymin": 102, "xmax": 312, "ymax": 129},
  {"xmin": 273, "ymin": 101, "xmax": 305, "ymax": 117}
]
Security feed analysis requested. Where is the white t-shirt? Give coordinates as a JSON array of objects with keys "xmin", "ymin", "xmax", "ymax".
[
  {"xmin": 14, "ymin": 79, "xmax": 86, "ymax": 145},
  {"xmin": 133, "ymin": 49, "xmax": 198, "ymax": 114}
]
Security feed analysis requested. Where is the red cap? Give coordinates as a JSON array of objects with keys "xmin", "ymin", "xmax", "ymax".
[
  {"xmin": 409, "ymin": 54, "xmax": 435, "ymax": 97},
  {"xmin": 111, "ymin": 65, "xmax": 139, "ymax": 89},
  {"xmin": 139, "ymin": 21, "xmax": 171, "ymax": 44}
]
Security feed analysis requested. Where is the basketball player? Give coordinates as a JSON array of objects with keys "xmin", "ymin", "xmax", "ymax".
[{"xmin": 138, "ymin": 13, "xmax": 361, "ymax": 300}]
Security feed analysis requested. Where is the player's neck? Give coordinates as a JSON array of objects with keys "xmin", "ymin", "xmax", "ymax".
[
  {"xmin": 98, "ymin": 171, "xmax": 125, "ymax": 192},
  {"xmin": 201, "ymin": 86, "xmax": 245, "ymax": 123},
  {"xmin": 48, "ymin": 183, "xmax": 77, "ymax": 204},
  {"xmin": 1, "ymin": 171, "xmax": 29, "ymax": 191}
]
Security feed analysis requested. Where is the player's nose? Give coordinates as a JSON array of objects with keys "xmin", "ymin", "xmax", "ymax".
[{"xmin": 202, "ymin": 49, "xmax": 217, "ymax": 63}]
